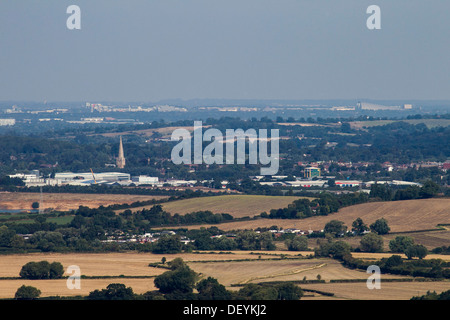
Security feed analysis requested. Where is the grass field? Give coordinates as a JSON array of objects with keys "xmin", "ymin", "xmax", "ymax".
[
  {"xmin": 0, "ymin": 192, "xmax": 167, "ymax": 211},
  {"xmin": 173, "ymin": 198, "xmax": 450, "ymax": 233},
  {"xmin": 119, "ymin": 195, "xmax": 308, "ymax": 218}
]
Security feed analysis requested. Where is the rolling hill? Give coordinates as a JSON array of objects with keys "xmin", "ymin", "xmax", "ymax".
[
  {"xmin": 117, "ymin": 195, "xmax": 311, "ymax": 218},
  {"xmin": 167, "ymin": 198, "xmax": 450, "ymax": 233}
]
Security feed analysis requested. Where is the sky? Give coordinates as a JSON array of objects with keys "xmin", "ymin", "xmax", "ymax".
[{"xmin": 1, "ymin": 0, "xmax": 450, "ymax": 103}]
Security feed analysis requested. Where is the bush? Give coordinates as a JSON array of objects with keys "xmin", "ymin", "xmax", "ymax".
[
  {"xmin": 196, "ymin": 277, "xmax": 232, "ymax": 300},
  {"xmin": 389, "ymin": 236, "xmax": 415, "ymax": 253},
  {"xmin": 405, "ymin": 244, "xmax": 428, "ymax": 260},
  {"xmin": 87, "ymin": 283, "xmax": 135, "ymax": 300},
  {"xmin": 370, "ymin": 218, "xmax": 390, "ymax": 235},
  {"xmin": 154, "ymin": 258, "xmax": 198, "ymax": 295},
  {"xmin": 324, "ymin": 220, "xmax": 347, "ymax": 237},
  {"xmin": 315, "ymin": 241, "xmax": 352, "ymax": 260},
  {"xmin": 360, "ymin": 233, "xmax": 384, "ymax": 253},
  {"xmin": 19, "ymin": 261, "xmax": 65, "ymax": 279},
  {"xmin": 285, "ymin": 236, "xmax": 308, "ymax": 251},
  {"xmin": 15, "ymin": 285, "xmax": 41, "ymax": 300}
]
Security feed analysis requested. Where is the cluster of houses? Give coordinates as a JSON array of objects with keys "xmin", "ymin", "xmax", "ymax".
[{"xmin": 101, "ymin": 228, "xmax": 337, "ymax": 245}]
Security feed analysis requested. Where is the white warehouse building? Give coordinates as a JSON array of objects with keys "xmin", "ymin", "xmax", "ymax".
[{"xmin": 54, "ymin": 172, "xmax": 131, "ymax": 184}]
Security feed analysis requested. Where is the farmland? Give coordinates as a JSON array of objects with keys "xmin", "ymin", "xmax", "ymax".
[
  {"xmin": 170, "ymin": 198, "xmax": 450, "ymax": 233},
  {"xmin": 118, "ymin": 195, "xmax": 308, "ymax": 218},
  {"xmin": 300, "ymin": 281, "xmax": 450, "ymax": 300},
  {"xmin": 0, "ymin": 192, "xmax": 167, "ymax": 212},
  {"xmin": 89, "ymin": 125, "xmax": 210, "ymax": 138},
  {"xmin": 349, "ymin": 119, "xmax": 450, "ymax": 129},
  {"xmin": 0, "ymin": 251, "xmax": 448, "ymax": 300}
]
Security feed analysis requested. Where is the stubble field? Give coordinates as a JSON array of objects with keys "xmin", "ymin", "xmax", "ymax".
[
  {"xmin": 0, "ymin": 251, "xmax": 448, "ymax": 300},
  {"xmin": 0, "ymin": 192, "xmax": 167, "ymax": 211},
  {"xmin": 172, "ymin": 198, "xmax": 450, "ymax": 233}
]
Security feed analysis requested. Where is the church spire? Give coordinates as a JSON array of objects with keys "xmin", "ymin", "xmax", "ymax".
[{"xmin": 116, "ymin": 136, "xmax": 126, "ymax": 168}]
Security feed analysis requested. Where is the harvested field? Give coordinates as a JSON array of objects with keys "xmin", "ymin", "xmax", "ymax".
[
  {"xmin": 351, "ymin": 252, "xmax": 450, "ymax": 261},
  {"xmin": 299, "ymin": 281, "xmax": 450, "ymax": 300},
  {"xmin": 122, "ymin": 195, "xmax": 307, "ymax": 218},
  {"xmin": 0, "ymin": 251, "xmax": 294, "ymax": 278},
  {"xmin": 174, "ymin": 198, "xmax": 450, "ymax": 233},
  {"xmin": 322, "ymin": 230, "xmax": 450, "ymax": 252},
  {"xmin": 0, "ymin": 192, "xmax": 167, "ymax": 211},
  {"xmin": 0, "ymin": 251, "xmax": 447, "ymax": 299},
  {"xmin": 0, "ymin": 279, "xmax": 158, "ymax": 299},
  {"xmin": 188, "ymin": 258, "xmax": 412, "ymax": 287}
]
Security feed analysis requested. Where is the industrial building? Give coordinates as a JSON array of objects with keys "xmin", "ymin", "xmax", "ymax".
[
  {"xmin": 304, "ymin": 167, "xmax": 321, "ymax": 179},
  {"xmin": 54, "ymin": 172, "xmax": 131, "ymax": 184}
]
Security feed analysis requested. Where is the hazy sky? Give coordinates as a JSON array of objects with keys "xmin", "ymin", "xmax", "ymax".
[{"xmin": 1, "ymin": 0, "xmax": 450, "ymax": 102}]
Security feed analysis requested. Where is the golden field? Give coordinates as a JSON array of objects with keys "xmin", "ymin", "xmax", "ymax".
[
  {"xmin": 0, "ymin": 192, "xmax": 167, "ymax": 211},
  {"xmin": 0, "ymin": 251, "xmax": 448, "ymax": 300},
  {"xmin": 172, "ymin": 198, "xmax": 450, "ymax": 233},
  {"xmin": 300, "ymin": 281, "xmax": 450, "ymax": 300},
  {"xmin": 119, "ymin": 194, "xmax": 309, "ymax": 218}
]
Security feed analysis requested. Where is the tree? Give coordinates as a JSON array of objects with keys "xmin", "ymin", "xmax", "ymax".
[
  {"xmin": 15, "ymin": 285, "xmax": 41, "ymax": 300},
  {"xmin": 235, "ymin": 231, "xmax": 275, "ymax": 250},
  {"xmin": 324, "ymin": 220, "xmax": 347, "ymax": 237},
  {"xmin": 360, "ymin": 233, "xmax": 384, "ymax": 253},
  {"xmin": 316, "ymin": 241, "xmax": 351, "ymax": 260},
  {"xmin": 236, "ymin": 283, "xmax": 303, "ymax": 300},
  {"xmin": 370, "ymin": 183, "xmax": 393, "ymax": 201},
  {"xmin": 276, "ymin": 283, "xmax": 303, "ymax": 300},
  {"xmin": 384, "ymin": 255, "xmax": 403, "ymax": 268},
  {"xmin": 236, "ymin": 284, "xmax": 278, "ymax": 300},
  {"xmin": 419, "ymin": 180, "xmax": 440, "ymax": 198},
  {"xmin": 19, "ymin": 261, "xmax": 64, "ymax": 279},
  {"xmin": 0, "ymin": 226, "xmax": 17, "ymax": 247},
  {"xmin": 49, "ymin": 262, "xmax": 65, "ymax": 279},
  {"xmin": 196, "ymin": 277, "xmax": 231, "ymax": 300},
  {"xmin": 327, "ymin": 179, "xmax": 336, "ymax": 188},
  {"xmin": 87, "ymin": 283, "xmax": 135, "ymax": 300},
  {"xmin": 285, "ymin": 236, "xmax": 308, "ymax": 251},
  {"xmin": 389, "ymin": 236, "xmax": 415, "ymax": 253},
  {"xmin": 328, "ymin": 241, "xmax": 352, "ymax": 259},
  {"xmin": 351, "ymin": 218, "xmax": 369, "ymax": 235},
  {"xmin": 154, "ymin": 258, "xmax": 198, "ymax": 295},
  {"xmin": 370, "ymin": 218, "xmax": 390, "ymax": 235},
  {"xmin": 31, "ymin": 202, "xmax": 40, "ymax": 209},
  {"xmin": 151, "ymin": 235, "xmax": 183, "ymax": 254},
  {"xmin": 405, "ymin": 244, "xmax": 428, "ymax": 260}
]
